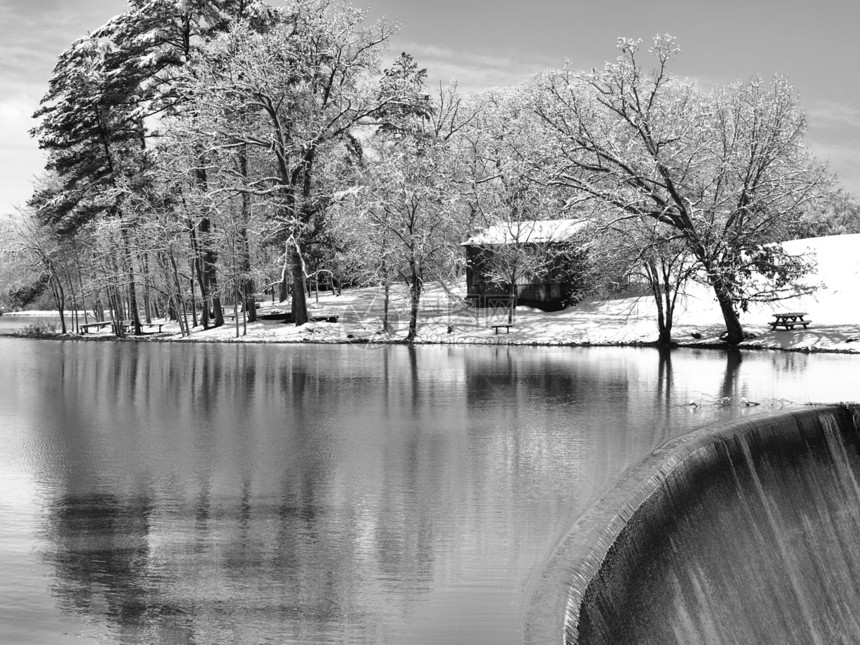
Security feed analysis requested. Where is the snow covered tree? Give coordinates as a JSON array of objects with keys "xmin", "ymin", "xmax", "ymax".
[
  {"xmin": 348, "ymin": 84, "xmax": 474, "ymax": 342},
  {"xmin": 179, "ymin": 0, "xmax": 409, "ymax": 326},
  {"xmin": 93, "ymin": 0, "xmax": 274, "ymax": 329},
  {"xmin": 95, "ymin": 0, "xmax": 273, "ymax": 118},
  {"xmin": 793, "ymin": 189, "xmax": 860, "ymax": 237},
  {"xmin": 532, "ymin": 35, "xmax": 830, "ymax": 344},
  {"xmin": 589, "ymin": 215, "xmax": 698, "ymax": 345},
  {"xmin": 461, "ymin": 87, "xmax": 582, "ymax": 322},
  {"xmin": 3, "ymin": 208, "xmax": 86, "ymax": 333},
  {"xmin": 30, "ymin": 1, "xmax": 272, "ymax": 333},
  {"xmin": 30, "ymin": 35, "xmax": 151, "ymax": 335}
]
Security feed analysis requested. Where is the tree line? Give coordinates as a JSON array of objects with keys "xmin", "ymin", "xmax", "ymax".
[{"xmin": 3, "ymin": 0, "xmax": 849, "ymax": 345}]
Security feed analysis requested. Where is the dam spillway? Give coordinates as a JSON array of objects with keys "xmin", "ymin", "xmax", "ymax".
[{"xmin": 525, "ymin": 404, "xmax": 860, "ymax": 645}]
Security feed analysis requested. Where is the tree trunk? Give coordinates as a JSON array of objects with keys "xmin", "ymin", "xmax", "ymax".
[
  {"xmin": 652, "ymin": 286, "xmax": 671, "ymax": 346},
  {"xmin": 167, "ymin": 254, "xmax": 189, "ymax": 336},
  {"xmin": 242, "ymin": 279, "xmax": 256, "ymax": 322},
  {"xmin": 141, "ymin": 253, "xmax": 153, "ymax": 324},
  {"xmin": 70, "ymin": 238, "xmax": 90, "ymax": 327},
  {"xmin": 120, "ymin": 227, "xmax": 142, "ymax": 335},
  {"xmin": 209, "ymin": 274, "xmax": 224, "ymax": 327},
  {"xmin": 192, "ymin": 161, "xmax": 223, "ymax": 329},
  {"xmin": 61, "ymin": 262, "xmax": 78, "ymax": 334},
  {"xmin": 191, "ymin": 227, "xmax": 212, "ymax": 328},
  {"xmin": 382, "ymin": 279, "xmax": 391, "ymax": 332},
  {"xmin": 291, "ymin": 243, "xmax": 308, "ymax": 325},
  {"xmin": 406, "ymin": 262, "xmax": 421, "ymax": 343},
  {"xmin": 648, "ymin": 268, "xmax": 673, "ymax": 347},
  {"xmin": 233, "ymin": 290, "xmax": 240, "ymax": 339},
  {"xmin": 711, "ymin": 277, "xmax": 744, "ymax": 345},
  {"xmin": 94, "ymin": 290, "xmax": 105, "ymax": 322},
  {"xmin": 696, "ymin": 253, "xmax": 744, "ymax": 345},
  {"xmin": 280, "ymin": 274, "xmax": 289, "ymax": 302},
  {"xmin": 50, "ymin": 276, "xmax": 67, "ymax": 334},
  {"xmin": 238, "ymin": 138, "xmax": 256, "ymax": 323},
  {"xmin": 656, "ymin": 322, "xmax": 672, "ymax": 346}
]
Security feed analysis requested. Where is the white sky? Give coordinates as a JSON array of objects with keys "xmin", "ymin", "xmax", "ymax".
[{"xmin": 2, "ymin": 0, "xmax": 859, "ymax": 215}]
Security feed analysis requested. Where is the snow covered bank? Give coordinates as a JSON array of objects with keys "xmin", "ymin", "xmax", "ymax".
[{"xmin": 44, "ymin": 234, "xmax": 860, "ymax": 355}]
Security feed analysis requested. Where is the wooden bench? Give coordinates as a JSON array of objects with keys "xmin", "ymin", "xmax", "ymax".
[
  {"xmin": 114, "ymin": 321, "xmax": 165, "ymax": 334},
  {"xmin": 491, "ymin": 324, "xmax": 512, "ymax": 334},
  {"xmin": 770, "ymin": 312, "xmax": 811, "ymax": 331},
  {"xmin": 80, "ymin": 321, "xmax": 112, "ymax": 334}
]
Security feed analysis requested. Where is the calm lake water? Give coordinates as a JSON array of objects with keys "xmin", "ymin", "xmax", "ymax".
[{"xmin": 0, "ymin": 338, "xmax": 857, "ymax": 644}]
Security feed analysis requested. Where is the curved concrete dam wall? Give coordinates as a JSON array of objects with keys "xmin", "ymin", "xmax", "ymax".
[{"xmin": 524, "ymin": 404, "xmax": 860, "ymax": 645}]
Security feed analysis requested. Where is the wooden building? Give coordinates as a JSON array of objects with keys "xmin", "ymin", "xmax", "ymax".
[{"xmin": 462, "ymin": 218, "xmax": 589, "ymax": 311}]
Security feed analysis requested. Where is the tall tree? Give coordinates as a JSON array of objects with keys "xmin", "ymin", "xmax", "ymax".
[
  {"xmin": 347, "ymin": 85, "xmax": 474, "ymax": 342},
  {"xmin": 31, "ymin": 35, "xmax": 149, "ymax": 334},
  {"xmin": 5, "ymin": 208, "xmax": 82, "ymax": 333},
  {"xmin": 591, "ymin": 216, "xmax": 698, "ymax": 345},
  {"xmin": 533, "ymin": 35, "xmax": 830, "ymax": 344},
  {"xmin": 180, "ymin": 0, "xmax": 410, "ymax": 325},
  {"xmin": 94, "ymin": 0, "xmax": 274, "ymax": 329}
]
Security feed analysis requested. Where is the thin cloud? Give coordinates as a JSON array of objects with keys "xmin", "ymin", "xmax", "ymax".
[
  {"xmin": 803, "ymin": 131, "xmax": 860, "ymax": 195},
  {"xmin": 803, "ymin": 99, "xmax": 860, "ymax": 193},
  {"xmin": 390, "ymin": 40, "xmax": 559, "ymax": 90},
  {"xmin": 0, "ymin": 92, "xmax": 44, "ymax": 211},
  {"xmin": 0, "ymin": 0, "xmax": 126, "ymax": 211},
  {"xmin": 806, "ymin": 100, "xmax": 860, "ymax": 131},
  {"xmin": 0, "ymin": 94, "xmax": 35, "ymax": 138}
]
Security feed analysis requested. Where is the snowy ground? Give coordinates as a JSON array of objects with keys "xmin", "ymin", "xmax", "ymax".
[{"xmin": 32, "ymin": 234, "xmax": 860, "ymax": 354}]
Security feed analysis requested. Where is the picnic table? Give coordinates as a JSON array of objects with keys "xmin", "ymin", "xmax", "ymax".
[
  {"xmin": 770, "ymin": 312, "xmax": 811, "ymax": 331},
  {"xmin": 491, "ymin": 323, "xmax": 513, "ymax": 334}
]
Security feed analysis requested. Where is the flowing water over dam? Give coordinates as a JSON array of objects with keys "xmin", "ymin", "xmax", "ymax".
[{"xmin": 526, "ymin": 405, "xmax": 860, "ymax": 644}]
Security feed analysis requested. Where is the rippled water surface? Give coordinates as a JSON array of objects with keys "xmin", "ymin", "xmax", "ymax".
[{"xmin": 0, "ymin": 338, "xmax": 856, "ymax": 644}]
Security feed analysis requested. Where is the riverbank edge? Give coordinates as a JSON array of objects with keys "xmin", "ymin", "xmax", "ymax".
[{"xmin": 12, "ymin": 330, "xmax": 860, "ymax": 356}]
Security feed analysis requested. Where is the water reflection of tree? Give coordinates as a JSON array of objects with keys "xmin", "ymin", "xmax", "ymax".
[
  {"xmin": 33, "ymin": 344, "xmax": 523, "ymax": 642},
  {"xmin": 43, "ymin": 492, "xmax": 195, "ymax": 641},
  {"xmin": 656, "ymin": 348, "xmax": 673, "ymax": 406},
  {"xmin": 649, "ymin": 348, "xmax": 676, "ymax": 448},
  {"xmin": 461, "ymin": 349, "xmax": 646, "ymax": 530},
  {"xmin": 719, "ymin": 349, "xmax": 744, "ymax": 401}
]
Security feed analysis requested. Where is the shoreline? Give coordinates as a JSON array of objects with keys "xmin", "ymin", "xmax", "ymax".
[{"xmin": 9, "ymin": 328, "xmax": 860, "ymax": 356}]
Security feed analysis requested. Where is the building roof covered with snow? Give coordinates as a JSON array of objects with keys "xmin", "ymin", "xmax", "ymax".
[{"xmin": 462, "ymin": 218, "xmax": 589, "ymax": 246}]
